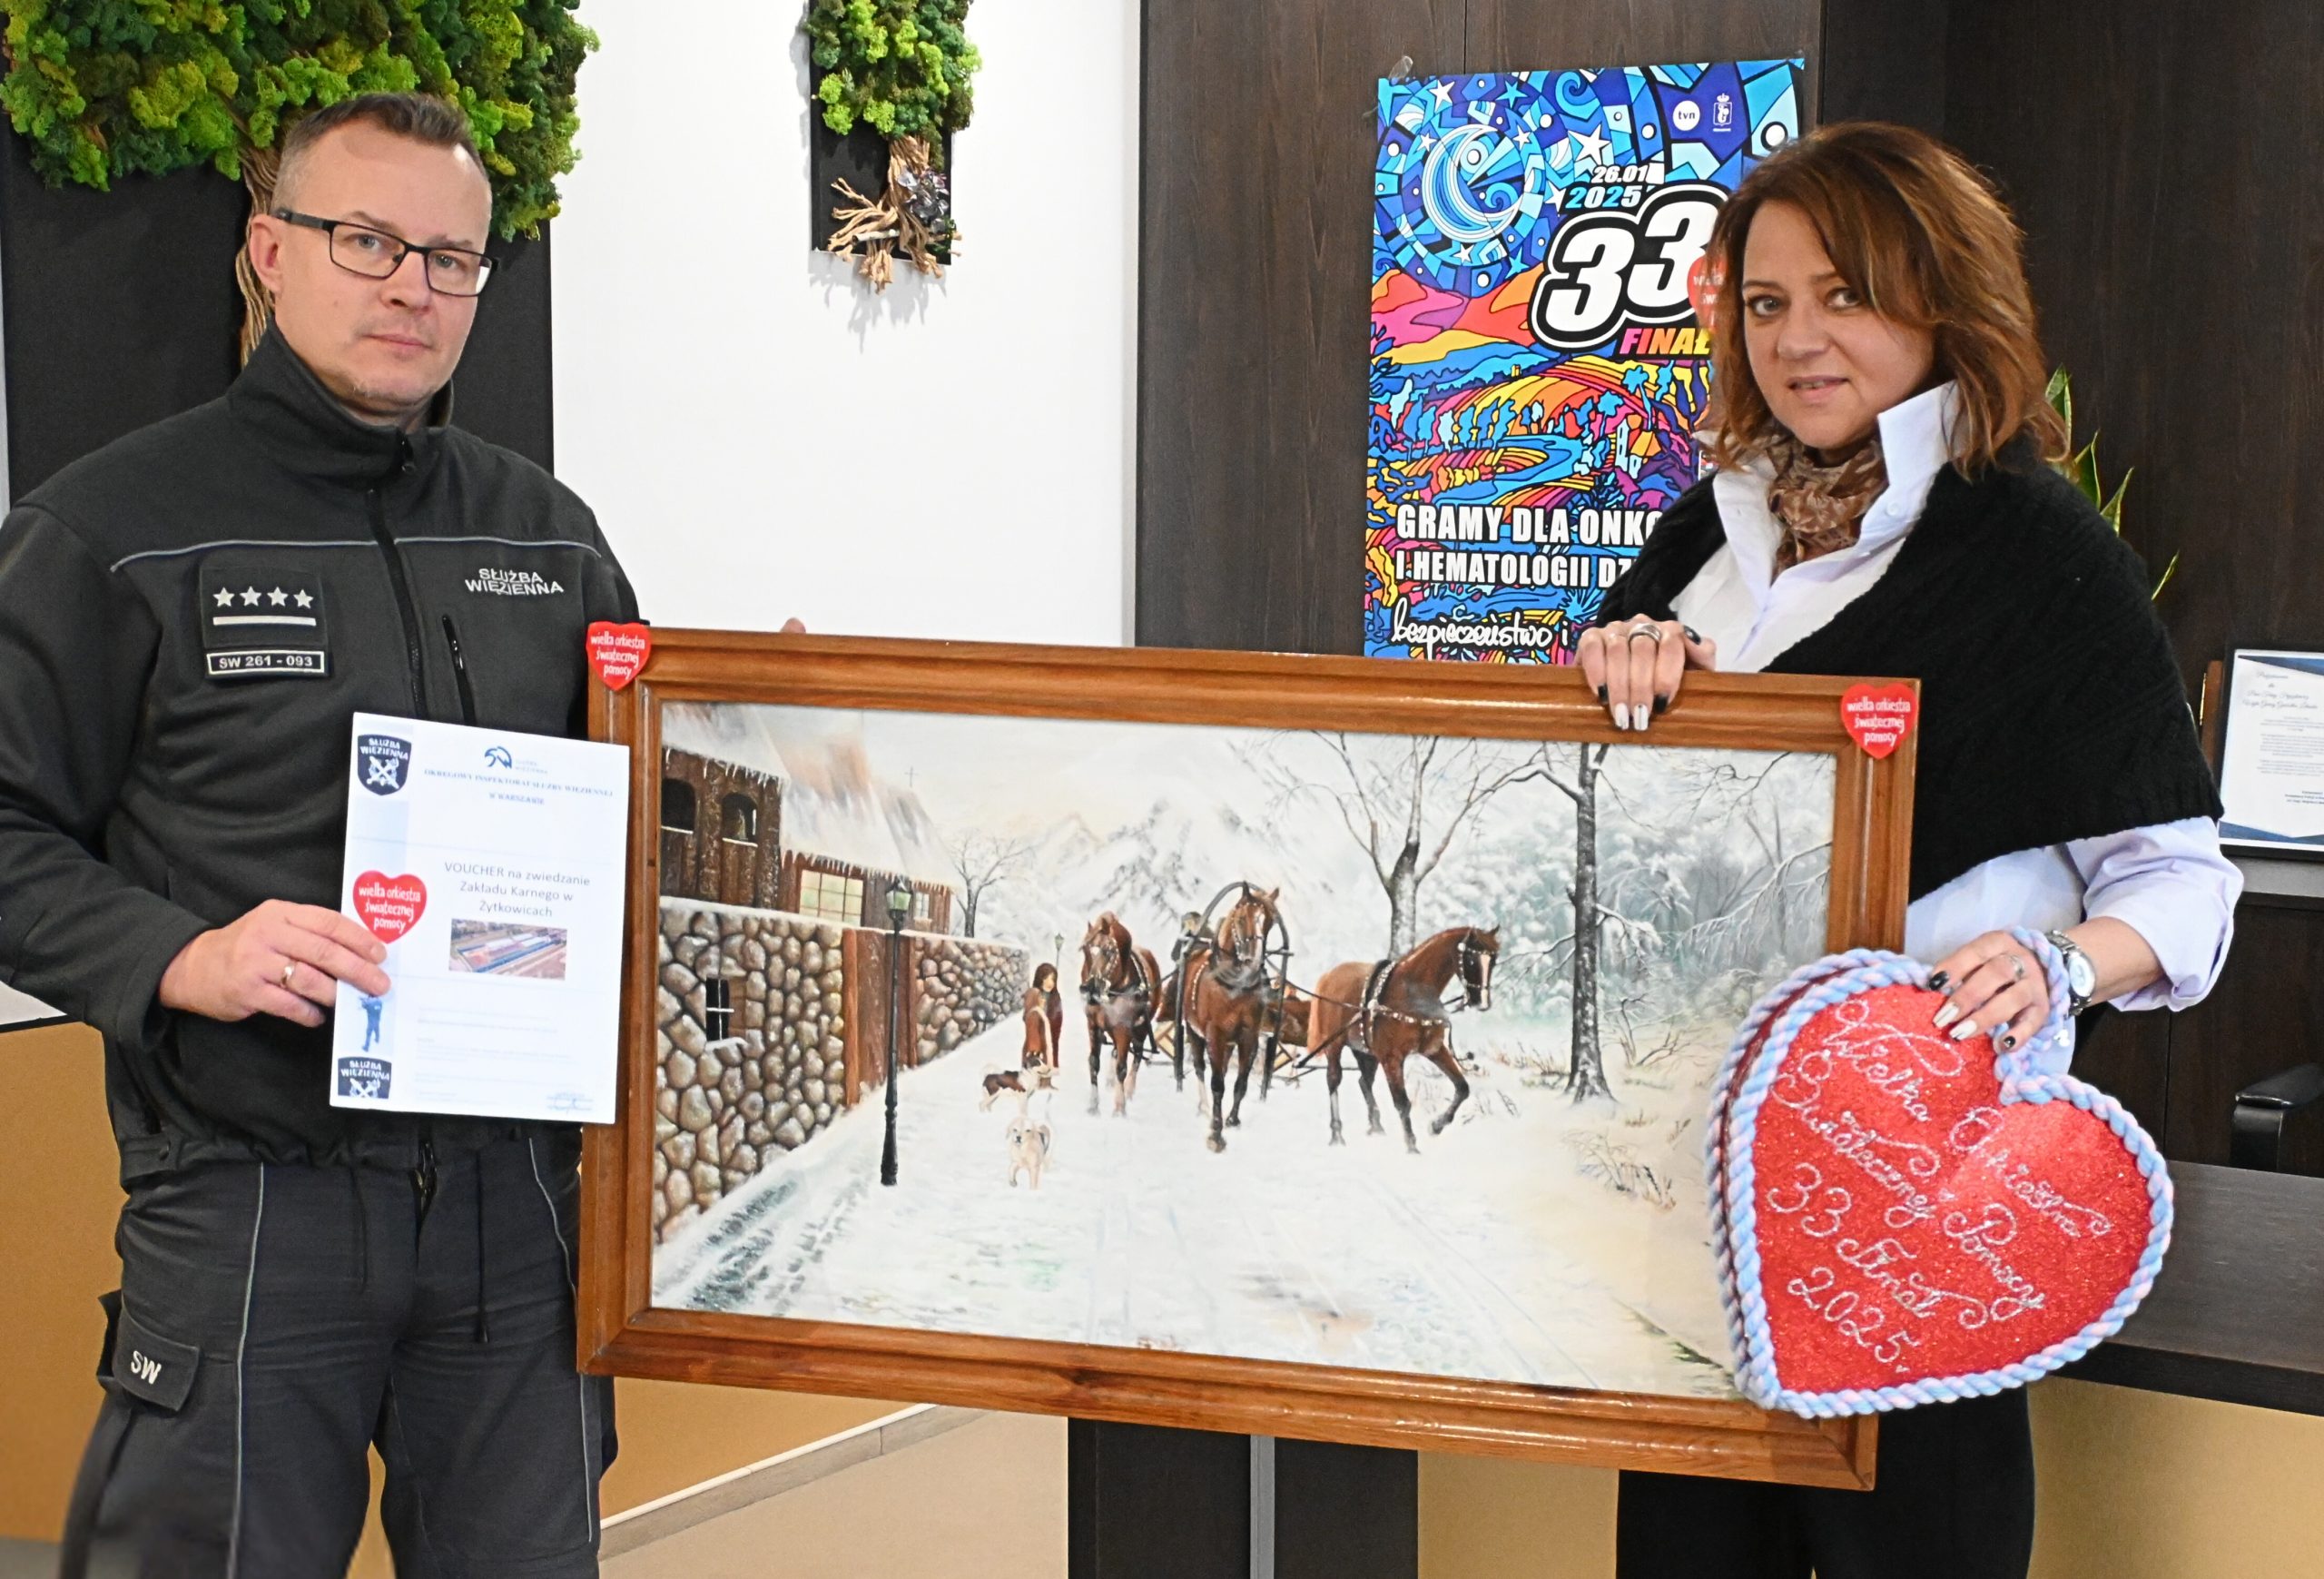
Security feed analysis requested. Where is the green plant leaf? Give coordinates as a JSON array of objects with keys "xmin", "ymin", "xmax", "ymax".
[
  {"xmin": 2100, "ymin": 469, "xmax": 2132, "ymax": 534},
  {"xmin": 797, "ymin": 0, "xmax": 979, "ymax": 149},
  {"xmin": 2068, "ymin": 438, "xmax": 2102, "ymax": 508},
  {"xmin": 0, "ymin": 0, "xmax": 596, "ymax": 239},
  {"xmin": 2051, "ymin": 367, "xmax": 2169, "ymax": 598}
]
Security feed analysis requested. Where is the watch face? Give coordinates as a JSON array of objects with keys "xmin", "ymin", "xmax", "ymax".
[{"xmin": 2065, "ymin": 950, "xmax": 2096, "ymax": 998}]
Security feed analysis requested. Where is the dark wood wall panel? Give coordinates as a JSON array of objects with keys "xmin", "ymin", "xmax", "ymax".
[
  {"xmin": 1815, "ymin": 0, "xmax": 1945, "ymax": 132},
  {"xmin": 1464, "ymin": 0, "xmax": 1819, "ymax": 81},
  {"xmin": 1, "ymin": 136, "xmax": 246, "ymax": 498},
  {"xmin": 1138, "ymin": 0, "xmax": 1269, "ymax": 652},
  {"xmin": 2069, "ymin": 1004, "xmax": 2173, "ymax": 1150},
  {"xmin": 1941, "ymin": 0, "xmax": 2324, "ymax": 689},
  {"xmin": 1138, "ymin": 0, "xmax": 1460, "ymax": 656},
  {"xmin": 1068, "ymin": 1420, "xmax": 1249, "ymax": 1579},
  {"xmin": 1253, "ymin": 0, "xmax": 1467, "ymax": 659},
  {"xmin": 2159, "ymin": 903, "xmax": 2324, "ymax": 1170}
]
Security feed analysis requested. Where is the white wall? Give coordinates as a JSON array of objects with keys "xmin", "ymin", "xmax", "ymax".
[{"xmin": 551, "ymin": 0, "xmax": 1138, "ymax": 645}]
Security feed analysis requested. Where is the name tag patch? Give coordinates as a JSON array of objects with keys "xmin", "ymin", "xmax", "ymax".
[{"xmin": 200, "ymin": 564, "xmax": 330, "ymax": 679}]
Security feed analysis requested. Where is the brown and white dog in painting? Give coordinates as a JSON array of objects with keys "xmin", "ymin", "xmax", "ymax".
[{"xmin": 979, "ymin": 1061, "xmax": 1057, "ymax": 1110}]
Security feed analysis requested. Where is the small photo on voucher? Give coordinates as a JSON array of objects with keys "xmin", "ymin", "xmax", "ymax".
[{"xmin": 448, "ymin": 918, "xmax": 570, "ymax": 981}]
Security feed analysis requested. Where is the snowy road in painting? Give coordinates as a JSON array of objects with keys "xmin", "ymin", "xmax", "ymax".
[{"xmin": 652, "ymin": 1018, "xmax": 1741, "ymax": 1399}]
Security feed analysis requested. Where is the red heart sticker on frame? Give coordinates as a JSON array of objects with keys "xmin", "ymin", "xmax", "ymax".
[
  {"xmin": 351, "ymin": 872, "xmax": 428, "ymax": 944},
  {"xmin": 1687, "ymin": 254, "xmax": 1724, "ymax": 331},
  {"xmin": 1840, "ymin": 683, "xmax": 1917, "ymax": 758},
  {"xmin": 586, "ymin": 621, "xmax": 652, "ymax": 691},
  {"xmin": 1727, "ymin": 982, "xmax": 2164, "ymax": 1408}
]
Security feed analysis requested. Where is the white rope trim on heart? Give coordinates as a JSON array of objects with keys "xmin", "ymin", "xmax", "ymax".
[{"xmin": 1707, "ymin": 933, "xmax": 2173, "ymax": 1417}]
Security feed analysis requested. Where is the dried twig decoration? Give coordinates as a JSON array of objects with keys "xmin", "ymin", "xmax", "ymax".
[
  {"xmin": 234, "ymin": 145, "xmax": 282, "ymax": 364},
  {"xmin": 826, "ymin": 135, "xmax": 959, "ymax": 292}
]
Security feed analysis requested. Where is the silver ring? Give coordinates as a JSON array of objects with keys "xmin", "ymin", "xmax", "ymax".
[
  {"xmin": 281, "ymin": 961, "xmax": 298, "ymax": 990},
  {"xmin": 1626, "ymin": 621, "xmax": 1666, "ymax": 644},
  {"xmin": 2008, "ymin": 952, "xmax": 2025, "ymax": 982}
]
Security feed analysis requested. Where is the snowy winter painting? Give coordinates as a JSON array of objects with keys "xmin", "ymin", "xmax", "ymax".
[{"xmin": 637, "ymin": 694, "xmax": 1837, "ymax": 1405}]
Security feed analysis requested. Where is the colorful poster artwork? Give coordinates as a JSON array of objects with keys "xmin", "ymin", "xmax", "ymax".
[{"xmin": 1367, "ymin": 61, "xmax": 1807, "ymax": 662}]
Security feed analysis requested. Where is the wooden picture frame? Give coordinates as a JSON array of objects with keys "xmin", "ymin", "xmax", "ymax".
[{"xmin": 582, "ymin": 633, "xmax": 1915, "ymax": 1488}]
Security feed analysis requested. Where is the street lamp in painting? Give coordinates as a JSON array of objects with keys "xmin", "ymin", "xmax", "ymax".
[{"xmin": 881, "ymin": 878, "xmax": 912, "ymax": 1188}]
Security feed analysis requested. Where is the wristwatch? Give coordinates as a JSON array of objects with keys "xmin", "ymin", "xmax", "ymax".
[{"xmin": 2043, "ymin": 930, "xmax": 2096, "ymax": 1016}]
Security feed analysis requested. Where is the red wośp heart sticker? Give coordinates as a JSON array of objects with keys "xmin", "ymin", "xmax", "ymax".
[
  {"xmin": 586, "ymin": 621, "xmax": 652, "ymax": 692},
  {"xmin": 1687, "ymin": 254, "xmax": 1724, "ymax": 332},
  {"xmin": 351, "ymin": 872, "xmax": 428, "ymax": 944},
  {"xmin": 1840, "ymin": 683, "xmax": 1917, "ymax": 758}
]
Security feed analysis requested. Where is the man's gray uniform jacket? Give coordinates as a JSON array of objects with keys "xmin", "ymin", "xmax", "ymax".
[{"xmin": 0, "ymin": 330, "xmax": 637, "ymax": 1179}]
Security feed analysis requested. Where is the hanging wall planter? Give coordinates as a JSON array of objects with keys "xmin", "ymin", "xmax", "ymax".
[
  {"xmin": 0, "ymin": 1, "xmax": 596, "ymax": 360},
  {"xmin": 803, "ymin": 0, "xmax": 979, "ymax": 291}
]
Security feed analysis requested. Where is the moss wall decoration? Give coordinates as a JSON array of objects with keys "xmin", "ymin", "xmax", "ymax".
[
  {"xmin": 0, "ymin": 0, "xmax": 596, "ymax": 353},
  {"xmin": 803, "ymin": 0, "xmax": 978, "ymax": 291}
]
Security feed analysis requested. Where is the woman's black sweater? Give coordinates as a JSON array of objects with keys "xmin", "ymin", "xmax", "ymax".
[{"xmin": 1597, "ymin": 451, "xmax": 2221, "ymax": 900}]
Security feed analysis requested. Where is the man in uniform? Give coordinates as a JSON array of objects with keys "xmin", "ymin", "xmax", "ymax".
[{"xmin": 0, "ymin": 93, "xmax": 632, "ymax": 1574}]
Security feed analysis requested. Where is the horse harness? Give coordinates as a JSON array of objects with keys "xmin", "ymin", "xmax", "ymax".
[
  {"xmin": 1096, "ymin": 945, "xmax": 1153, "ymax": 1010},
  {"xmin": 1346, "ymin": 960, "xmax": 1399, "ymax": 1056},
  {"xmin": 1329, "ymin": 933, "xmax": 1490, "ymax": 1054}
]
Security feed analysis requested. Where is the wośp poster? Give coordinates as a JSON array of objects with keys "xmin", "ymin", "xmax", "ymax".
[{"xmin": 1367, "ymin": 61, "xmax": 1807, "ymax": 662}]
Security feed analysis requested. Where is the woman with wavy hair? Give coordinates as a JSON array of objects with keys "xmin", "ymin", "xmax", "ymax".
[{"xmin": 1582, "ymin": 123, "xmax": 2238, "ymax": 1577}]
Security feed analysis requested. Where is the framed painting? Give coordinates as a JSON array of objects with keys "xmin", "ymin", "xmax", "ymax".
[{"xmin": 580, "ymin": 634, "xmax": 1915, "ymax": 1486}]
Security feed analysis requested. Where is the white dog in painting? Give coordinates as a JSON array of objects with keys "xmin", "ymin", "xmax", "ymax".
[{"xmin": 1005, "ymin": 1089, "xmax": 1053, "ymax": 1189}]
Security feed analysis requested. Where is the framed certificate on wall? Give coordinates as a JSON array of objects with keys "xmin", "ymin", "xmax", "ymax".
[{"xmin": 2218, "ymin": 649, "xmax": 2324, "ymax": 857}]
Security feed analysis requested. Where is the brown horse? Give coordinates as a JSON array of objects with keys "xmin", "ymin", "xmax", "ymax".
[
  {"xmin": 1307, "ymin": 925, "xmax": 1498, "ymax": 1152},
  {"xmin": 1078, "ymin": 913, "xmax": 1161, "ymax": 1116},
  {"xmin": 1177, "ymin": 884, "xmax": 1286, "ymax": 1153}
]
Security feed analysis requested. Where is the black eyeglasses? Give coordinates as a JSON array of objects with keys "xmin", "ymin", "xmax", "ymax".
[{"xmin": 273, "ymin": 212, "xmax": 496, "ymax": 298}]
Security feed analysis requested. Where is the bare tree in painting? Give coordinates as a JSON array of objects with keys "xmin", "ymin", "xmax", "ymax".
[
  {"xmin": 1248, "ymin": 734, "xmax": 1534, "ymax": 954},
  {"xmin": 1528, "ymin": 742, "xmax": 1616, "ymax": 1102},
  {"xmin": 944, "ymin": 830, "xmax": 1037, "ymax": 939}
]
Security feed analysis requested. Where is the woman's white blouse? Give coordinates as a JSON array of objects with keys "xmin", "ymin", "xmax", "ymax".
[{"xmin": 1668, "ymin": 383, "xmax": 2240, "ymax": 1071}]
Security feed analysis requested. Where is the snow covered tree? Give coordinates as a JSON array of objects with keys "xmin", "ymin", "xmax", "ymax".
[
  {"xmin": 1246, "ymin": 733, "xmax": 1534, "ymax": 956},
  {"xmin": 1527, "ymin": 742, "xmax": 1616, "ymax": 1101},
  {"xmin": 944, "ymin": 828, "xmax": 1035, "ymax": 938}
]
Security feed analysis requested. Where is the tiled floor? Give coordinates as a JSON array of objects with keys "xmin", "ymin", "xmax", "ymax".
[
  {"xmin": 603, "ymin": 1411, "xmax": 1067, "ymax": 1579},
  {"xmin": 5, "ymin": 1412, "xmax": 1066, "ymax": 1579}
]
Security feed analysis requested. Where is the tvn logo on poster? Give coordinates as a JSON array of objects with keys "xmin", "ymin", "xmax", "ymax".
[{"xmin": 358, "ymin": 734, "xmax": 412, "ymax": 796}]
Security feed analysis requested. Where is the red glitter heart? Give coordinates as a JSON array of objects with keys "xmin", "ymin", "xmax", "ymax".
[{"xmin": 1736, "ymin": 984, "xmax": 2154, "ymax": 1398}]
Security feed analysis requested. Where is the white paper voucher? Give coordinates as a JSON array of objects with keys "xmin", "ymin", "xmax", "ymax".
[{"xmin": 330, "ymin": 712, "xmax": 630, "ymax": 1121}]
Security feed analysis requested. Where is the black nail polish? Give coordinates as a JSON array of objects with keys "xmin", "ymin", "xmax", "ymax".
[
  {"xmin": 1597, "ymin": 685, "xmax": 1608, "ymax": 702},
  {"xmin": 1928, "ymin": 971, "xmax": 1952, "ymax": 993},
  {"xmin": 1999, "ymin": 1032, "xmax": 2018, "ymax": 1052},
  {"xmin": 1653, "ymin": 694, "xmax": 1669, "ymax": 715}
]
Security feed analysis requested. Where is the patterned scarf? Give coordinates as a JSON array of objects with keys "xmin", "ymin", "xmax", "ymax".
[{"xmin": 1764, "ymin": 430, "xmax": 1890, "ymax": 572}]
